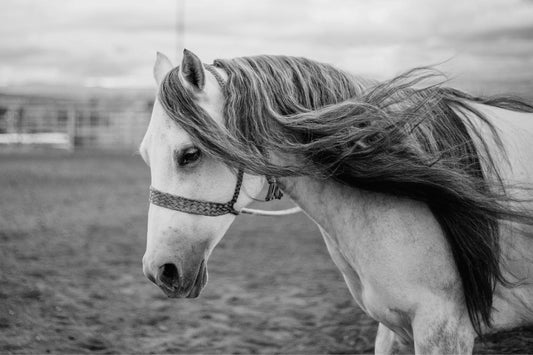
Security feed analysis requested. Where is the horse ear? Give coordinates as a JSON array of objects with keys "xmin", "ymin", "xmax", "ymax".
[
  {"xmin": 153, "ymin": 52, "xmax": 173, "ymax": 85},
  {"xmin": 179, "ymin": 49, "xmax": 205, "ymax": 91}
]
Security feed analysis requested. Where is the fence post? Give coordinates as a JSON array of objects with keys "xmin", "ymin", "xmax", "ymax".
[{"xmin": 67, "ymin": 107, "xmax": 77, "ymax": 151}]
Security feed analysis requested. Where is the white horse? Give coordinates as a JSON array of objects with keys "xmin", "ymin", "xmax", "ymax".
[{"xmin": 140, "ymin": 50, "xmax": 533, "ymax": 354}]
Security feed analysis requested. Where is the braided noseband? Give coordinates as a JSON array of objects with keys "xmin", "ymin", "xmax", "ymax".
[
  {"xmin": 150, "ymin": 169, "xmax": 243, "ymax": 216},
  {"xmin": 149, "ymin": 64, "xmax": 283, "ymax": 216}
]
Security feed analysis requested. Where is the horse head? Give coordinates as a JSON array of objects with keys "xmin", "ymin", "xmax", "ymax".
[{"xmin": 139, "ymin": 50, "xmax": 265, "ymax": 298}]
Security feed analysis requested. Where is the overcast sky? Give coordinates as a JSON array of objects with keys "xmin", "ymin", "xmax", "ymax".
[{"xmin": 1, "ymin": 0, "xmax": 532, "ymax": 94}]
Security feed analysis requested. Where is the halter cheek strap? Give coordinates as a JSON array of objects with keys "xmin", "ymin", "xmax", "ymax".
[{"xmin": 204, "ymin": 64, "xmax": 284, "ymax": 203}]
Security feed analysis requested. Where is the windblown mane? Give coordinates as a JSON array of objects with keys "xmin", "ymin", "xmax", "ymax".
[{"xmin": 159, "ymin": 55, "xmax": 533, "ymax": 335}]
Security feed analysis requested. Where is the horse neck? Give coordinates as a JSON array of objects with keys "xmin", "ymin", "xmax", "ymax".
[
  {"xmin": 278, "ymin": 174, "xmax": 440, "ymax": 248},
  {"xmin": 279, "ymin": 175, "xmax": 387, "ymax": 237}
]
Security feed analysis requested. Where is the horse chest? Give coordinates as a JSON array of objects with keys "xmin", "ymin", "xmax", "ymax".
[
  {"xmin": 318, "ymin": 226, "xmax": 367, "ymax": 309},
  {"xmin": 318, "ymin": 225, "xmax": 414, "ymax": 329}
]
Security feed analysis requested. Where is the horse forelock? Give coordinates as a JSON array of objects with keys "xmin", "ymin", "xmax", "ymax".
[
  {"xmin": 158, "ymin": 54, "xmax": 533, "ymax": 335},
  {"xmin": 158, "ymin": 65, "xmax": 246, "ymax": 168}
]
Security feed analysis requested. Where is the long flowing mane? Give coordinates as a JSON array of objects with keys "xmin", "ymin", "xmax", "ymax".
[{"xmin": 159, "ymin": 55, "xmax": 533, "ymax": 334}]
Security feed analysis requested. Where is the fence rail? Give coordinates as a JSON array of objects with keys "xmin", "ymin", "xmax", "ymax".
[{"xmin": 0, "ymin": 98, "xmax": 151, "ymax": 150}]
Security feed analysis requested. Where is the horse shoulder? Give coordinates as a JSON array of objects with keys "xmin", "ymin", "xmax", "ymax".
[{"xmin": 312, "ymin": 182, "xmax": 464, "ymax": 329}]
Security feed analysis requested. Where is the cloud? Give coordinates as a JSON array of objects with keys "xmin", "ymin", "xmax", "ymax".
[{"xmin": 0, "ymin": 0, "xmax": 532, "ymax": 94}]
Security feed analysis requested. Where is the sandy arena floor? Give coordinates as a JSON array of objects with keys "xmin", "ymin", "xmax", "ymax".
[{"xmin": 0, "ymin": 151, "xmax": 532, "ymax": 354}]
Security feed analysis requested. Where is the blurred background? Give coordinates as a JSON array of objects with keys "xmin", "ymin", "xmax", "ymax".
[
  {"xmin": 1, "ymin": 0, "xmax": 533, "ymax": 150},
  {"xmin": 1, "ymin": 0, "xmax": 532, "ymax": 353}
]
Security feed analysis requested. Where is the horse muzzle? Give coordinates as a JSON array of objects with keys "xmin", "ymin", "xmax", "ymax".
[{"xmin": 145, "ymin": 259, "xmax": 208, "ymax": 298}]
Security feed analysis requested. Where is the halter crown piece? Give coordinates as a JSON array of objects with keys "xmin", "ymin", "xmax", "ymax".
[{"xmin": 148, "ymin": 63, "xmax": 288, "ymax": 217}]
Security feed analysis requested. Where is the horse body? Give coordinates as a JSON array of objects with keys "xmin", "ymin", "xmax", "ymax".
[
  {"xmin": 278, "ymin": 103, "xmax": 533, "ymax": 352},
  {"xmin": 142, "ymin": 50, "xmax": 533, "ymax": 354}
]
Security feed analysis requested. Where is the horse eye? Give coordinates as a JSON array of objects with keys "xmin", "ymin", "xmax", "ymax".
[{"xmin": 177, "ymin": 147, "xmax": 202, "ymax": 167}]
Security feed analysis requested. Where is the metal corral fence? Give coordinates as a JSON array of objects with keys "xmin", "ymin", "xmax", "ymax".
[{"xmin": 0, "ymin": 93, "xmax": 152, "ymax": 150}]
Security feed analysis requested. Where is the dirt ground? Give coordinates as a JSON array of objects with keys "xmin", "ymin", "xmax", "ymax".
[{"xmin": 0, "ymin": 151, "xmax": 532, "ymax": 354}]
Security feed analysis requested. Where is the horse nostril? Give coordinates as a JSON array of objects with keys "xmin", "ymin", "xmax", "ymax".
[
  {"xmin": 146, "ymin": 271, "xmax": 156, "ymax": 283},
  {"xmin": 158, "ymin": 263, "xmax": 180, "ymax": 288}
]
